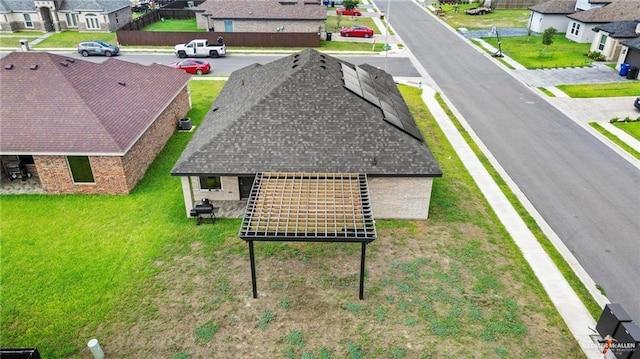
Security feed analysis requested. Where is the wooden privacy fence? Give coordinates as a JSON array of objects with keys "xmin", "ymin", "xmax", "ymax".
[
  {"xmin": 116, "ymin": 31, "xmax": 320, "ymax": 47},
  {"xmin": 116, "ymin": 8, "xmax": 321, "ymax": 47}
]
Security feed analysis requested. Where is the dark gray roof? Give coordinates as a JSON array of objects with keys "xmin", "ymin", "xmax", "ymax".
[
  {"xmin": 622, "ymin": 37, "xmax": 640, "ymax": 50},
  {"xmin": 568, "ymin": 1, "xmax": 640, "ymax": 23},
  {"xmin": 529, "ymin": 0, "xmax": 576, "ymax": 14},
  {"xmin": 172, "ymin": 49, "xmax": 442, "ymax": 177},
  {"xmin": 593, "ymin": 19, "xmax": 640, "ymax": 38},
  {"xmin": 0, "ymin": 0, "xmax": 130, "ymax": 13}
]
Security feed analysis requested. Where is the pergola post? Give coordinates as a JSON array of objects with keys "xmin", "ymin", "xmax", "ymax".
[
  {"xmin": 249, "ymin": 241, "xmax": 258, "ymax": 298},
  {"xmin": 359, "ymin": 242, "xmax": 366, "ymax": 300}
]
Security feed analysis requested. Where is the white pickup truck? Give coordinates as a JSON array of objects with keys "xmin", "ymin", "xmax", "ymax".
[{"xmin": 174, "ymin": 39, "xmax": 226, "ymax": 58}]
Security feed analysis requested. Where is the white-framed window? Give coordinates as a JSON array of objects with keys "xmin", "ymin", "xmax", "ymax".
[
  {"xmin": 86, "ymin": 14, "xmax": 100, "ymax": 30},
  {"xmin": 570, "ymin": 22, "xmax": 581, "ymax": 36},
  {"xmin": 598, "ymin": 34, "xmax": 607, "ymax": 51},
  {"xmin": 24, "ymin": 13, "xmax": 33, "ymax": 28},
  {"xmin": 66, "ymin": 13, "xmax": 78, "ymax": 27},
  {"xmin": 199, "ymin": 176, "xmax": 222, "ymax": 191}
]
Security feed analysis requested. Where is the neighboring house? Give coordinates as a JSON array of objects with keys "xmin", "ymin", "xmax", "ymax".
[
  {"xmin": 0, "ymin": 51, "xmax": 191, "ymax": 195},
  {"xmin": 528, "ymin": 0, "xmax": 576, "ymax": 34},
  {"xmin": 0, "ymin": 0, "xmax": 132, "ymax": 32},
  {"xmin": 565, "ymin": 1, "xmax": 640, "ymax": 43},
  {"xmin": 619, "ymin": 37, "xmax": 640, "ymax": 69},
  {"xmin": 171, "ymin": 49, "xmax": 443, "ymax": 220},
  {"xmin": 590, "ymin": 19, "xmax": 640, "ymax": 61},
  {"xmin": 194, "ymin": 0, "xmax": 326, "ymax": 33}
]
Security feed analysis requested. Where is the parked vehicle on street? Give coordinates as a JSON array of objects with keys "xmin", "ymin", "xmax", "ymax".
[
  {"xmin": 465, "ymin": 7, "xmax": 492, "ymax": 15},
  {"xmin": 174, "ymin": 39, "xmax": 226, "ymax": 58},
  {"xmin": 340, "ymin": 25, "xmax": 374, "ymax": 38},
  {"xmin": 336, "ymin": 7, "xmax": 362, "ymax": 16},
  {"xmin": 168, "ymin": 59, "xmax": 211, "ymax": 75},
  {"xmin": 2, "ymin": 160, "xmax": 32, "ymax": 181},
  {"xmin": 634, "ymin": 97, "xmax": 640, "ymax": 110},
  {"xmin": 77, "ymin": 41, "xmax": 119, "ymax": 57}
]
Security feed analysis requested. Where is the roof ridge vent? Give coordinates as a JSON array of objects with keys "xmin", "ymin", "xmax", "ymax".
[
  {"xmin": 66, "ymin": 59, "xmax": 75, "ymax": 63},
  {"xmin": 4, "ymin": 64, "xmax": 13, "ymax": 70},
  {"xmin": 30, "ymin": 64, "xmax": 38, "ymax": 70}
]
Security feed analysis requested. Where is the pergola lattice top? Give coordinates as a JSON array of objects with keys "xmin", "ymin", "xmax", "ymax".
[{"xmin": 239, "ymin": 172, "xmax": 376, "ymax": 242}]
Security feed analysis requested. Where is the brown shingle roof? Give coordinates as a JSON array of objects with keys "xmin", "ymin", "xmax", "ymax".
[
  {"xmin": 198, "ymin": 0, "xmax": 327, "ymax": 20},
  {"xmin": 0, "ymin": 52, "xmax": 191, "ymax": 155},
  {"xmin": 568, "ymin": 1, "xmax": 640, "ymax": 23},
  {"xmin": 529, "ymin": 0, "xmax": 577, "ymax": 14}
]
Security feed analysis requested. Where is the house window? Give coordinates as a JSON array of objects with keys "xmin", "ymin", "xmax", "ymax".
[
  {"xmin": 86, "ymin": 14, "xmax": 100, "ymax": 30},
  {"xmin": 67, "ymin": 156, "xmax": 95, "ymax": 183},
  {"xmin": 570, "ymin": 22, "xmax": 580, "ymax": 36},
  {"xmin": 66, "ymin": 13, "xmax": 78, "ymax": 27},
  {"xmin": 598, "ymin": 34, "xmax": 607, "ymax": 51},
  {"xmin": 199, "ymin": 176, "xmax": 222, "ymax": 190},
  {"xmin": 24, "ymin": 14, "xmax": 33, "ymax": 28}
]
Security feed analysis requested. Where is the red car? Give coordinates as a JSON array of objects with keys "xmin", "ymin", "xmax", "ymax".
[
  {"xmin": 168, "ymin": 59, "xmax": 211, "ymax": 75},
  {"xmin": 336, "ymin": 7, "xmax": 362, "ymax": 16},
  {"xmin": 340, "ymin": 25, "xmax": 374, "ymax": 38}
]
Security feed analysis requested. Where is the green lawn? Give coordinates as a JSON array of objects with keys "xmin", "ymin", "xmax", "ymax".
[
  {"xmin": 614, "ymin": 121, "xmax": 640, "ymax": 140},
  {"xmin": 0, "ymin": 81, "xmax": 586, "ymax": 358},
  {"xmin": 33, "ymin": 31, "xmax": 116, "ymax": 48},
  {"xmin": 325, "ymin": 15, "xmax": 381, "ymax": 34},
  {"xmin": 483, "ymin": 35, "xmax": 593, "ymax": 69},
  {"xmin": 438, "ymin": 6, "xmax": 530, "ymax": 30},
  {"xmin": 590, "ymin": 122, "xmax": 640, "ymax": 160},
  {"xmin": 142, "ymin": 18, "xmax": 199, "ymax": 32},
  {"xmin": 556, "ymin": 82, "xmax": 640, "ymax": 98}
]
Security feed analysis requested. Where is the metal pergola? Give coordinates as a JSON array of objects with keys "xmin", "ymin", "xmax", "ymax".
[{"xmin": 239, "ymin": 172, "xmax": 377, "ymax": 299}]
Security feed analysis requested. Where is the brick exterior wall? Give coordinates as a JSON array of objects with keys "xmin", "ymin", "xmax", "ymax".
[
  {"xmin": 122, "ymin": 87, "xmax": 191, "ymax": 191},
  {"xmin": 32, "ymin": 86, "xmax": 190, "ymax": 194}
]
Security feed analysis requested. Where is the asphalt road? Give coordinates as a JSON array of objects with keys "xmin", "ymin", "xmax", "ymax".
[
  {"xmin": 12, "ymin": 51, "xmax": 420, "ymax": 78},
  {"xmin": 374, "ymin": 0, "xmax": 640, "ymax": 319}
]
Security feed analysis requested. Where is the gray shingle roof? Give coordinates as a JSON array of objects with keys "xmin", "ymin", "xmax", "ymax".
[
  {"xmin": 172, "ymin": 49, "xmax": 442, "ymax": 177},
  {"xmin": 198, "ymin": 0, "xmax": 327, "ymax": 20},
  {"xmin": 0, "ymin": 0, "xmax": 35, "ymax": 12},
  {"xmin": 529, "ymin": 0, "xmax": 577, "ymax": 14},
  {"xmin": 0, "ymin": 52, "xmax": 191, "ymax": 155},
  {"xmin": 0, "ymin": 0, "xmax": 130, "ymax": 13},
  {"xmin": 568, "ymin": 1, "xmax": 640, "ymax": 23},
  {"xmin": 593, "ymin": 19, "xmax": 640, "ymax": 37},
  {"xmin": 622, "ymin": 37, "xmax": 640, "ymax": 49}
]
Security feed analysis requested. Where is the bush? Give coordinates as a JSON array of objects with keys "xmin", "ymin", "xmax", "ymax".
[{"xmin": 587, "ymin": 51, "xmax": 606, "ymax": 61}]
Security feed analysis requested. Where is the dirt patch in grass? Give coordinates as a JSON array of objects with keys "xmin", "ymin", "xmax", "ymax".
[{"xmin": 99, "ymin": 219, "xmax": 584, "ymax": 359}]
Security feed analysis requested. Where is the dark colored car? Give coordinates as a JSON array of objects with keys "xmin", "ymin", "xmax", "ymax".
[
  {"xmin": 340, "ymin": 25, "xmax": 374, "ymax": 38},
  {"xmin": 336, "ymin": 7, "xmax": 362, "ymax": 16},
  {"xmin": 168, "ymin": 59, "xmax": 211, "ymax": 75},
  {"xmin": 635, "ymin": 97, "xmax": 640, "ymax": 110},
  {"xmin": 132, "ymin": 2, "xmax": 151, "ymax": 12},
  {"xmin": 77, "ymin": 41, "xmax": 119, "ymax": 57}
]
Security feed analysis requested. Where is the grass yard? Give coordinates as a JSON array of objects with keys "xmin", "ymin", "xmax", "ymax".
[
  {"xmin": 556, "ymin": 82, "xmax": 640, "ymax": 98},
  {"xmin": 0, "ymin": 31, "xmax": 42, "ymax": 48},
  {"xmin": 613, "ymin": 121, "xmax": 640, "ymax": 140},
  {"xmin": 438, "ymin": 5, "xmax": 530, "ymax": 30},
  {"xmin": 142, "ymin": 18, "xmax": 199, "ymax": 32},
  {"xmin": 0, "ymin": 80, "xmax": 586, "ymax": 358},
  {"xmin": 483, "ymin": 35, "xmax": 593, "ymax": 69},
  {"xmin": 33, "ymin": 31, "xmax": 116, "ymax": 48},
  {"xmin": 325, "ymin": 15, "xmax": 381, "ymax": 34}
]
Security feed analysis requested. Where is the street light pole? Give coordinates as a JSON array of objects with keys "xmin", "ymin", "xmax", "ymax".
[{"xmin": 384, "ymin": 0, "xmax": 391, "ymax": 71}]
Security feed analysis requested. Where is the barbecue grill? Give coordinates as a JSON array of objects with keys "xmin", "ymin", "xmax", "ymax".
[
  {"xmin": 3, "ymin": 160, "xmax": 32, "ymax": 181},
  {"xmin": 189, "ymin": 198, "xmax": 217, "ymax": 225}
]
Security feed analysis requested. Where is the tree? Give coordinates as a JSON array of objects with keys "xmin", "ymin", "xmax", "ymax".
[
  {"xmin": 343, "ymin": 0, "xmax": 359, "ymax": 10},
  {"xmin": 540, "ymin": 27, "xmax": 558, "ymax": 57}
]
